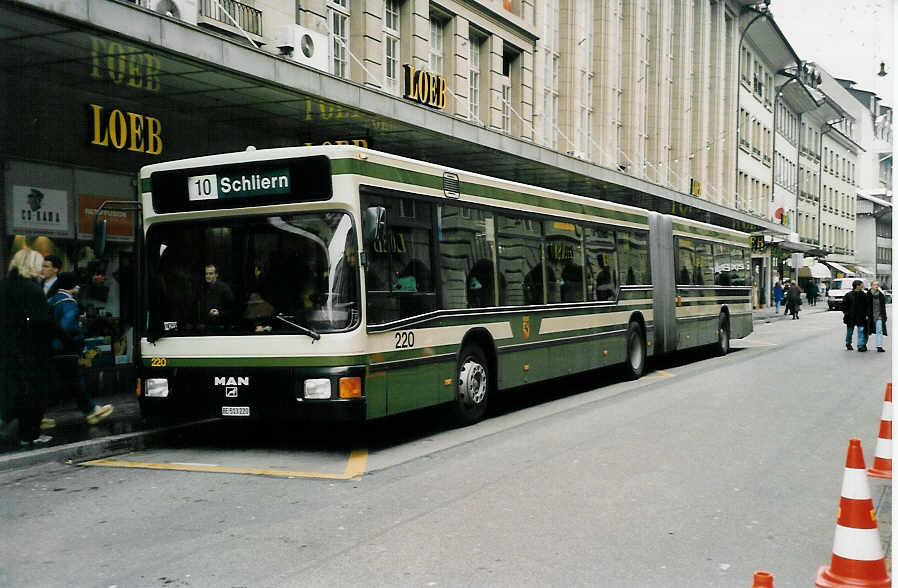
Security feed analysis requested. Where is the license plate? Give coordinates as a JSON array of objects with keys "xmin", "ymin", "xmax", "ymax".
[{"xmin": 221, "ymin": 406, "xmax": 250, "ymax": 417}]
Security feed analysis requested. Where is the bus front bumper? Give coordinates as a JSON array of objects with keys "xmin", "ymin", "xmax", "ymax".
[{"xmin": 138, "ymin": 365, "xmax": 367, "ymax": 422}]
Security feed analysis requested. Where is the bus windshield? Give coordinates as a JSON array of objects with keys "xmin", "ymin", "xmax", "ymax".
[{"xmin": 145, "ymin": 212, "xmax": 359, "ymax": 337}]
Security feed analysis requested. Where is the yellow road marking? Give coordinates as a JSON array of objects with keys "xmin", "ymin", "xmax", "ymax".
[
  {"xmin": 83, "ymin": 448, "xmax": 369, "ymax": 480},
  {"xmin": 644, "ymin": 369, "xmax": 674, "ymax": 379}
]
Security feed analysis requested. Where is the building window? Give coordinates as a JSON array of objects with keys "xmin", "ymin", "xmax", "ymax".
[
  {"xmin": 469, "ymin": 35, "xmax": 482, "ymax": 122},
  {"xmin": 429, "ymin": 18, "xmax": 444, "ymax": 75},
  {"xmin": 329, "ymin": 1, "xmax": 349, "ymax": 79},
  {"xmin": 384, "ymin": 0, "xmax": 400, "ymax": 94},
  {"xmin": 502, "ymin": 82, "xmax": 511, "ymax": 133}
]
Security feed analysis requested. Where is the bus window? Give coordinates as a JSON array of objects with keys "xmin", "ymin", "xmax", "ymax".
[
  {"xmin": 731, "ymin": 246, "xmax": 751, "ymax": 286},
  {"xmin": 439, "ymin": 205, "xmax": 496, "ymax": 309},
  {"xmin": 145, "ymin": 213, "xmax": 357, "ymax": 336},
  {"xmin": 695, "ymin": 240, "xmax": 715, "ymax": 286},
  {"xmin": 497, "ymin": 214, "xmax": 542, "ymax": 306},
  {"xmin": 585, "ymin": 226, "xmax": 617, "ymax": 301},
  {"xmin": 617, "ymin": 229, "xmax": 650, "ymax": 285},
  {"xmin": 676, "ymin": 238, "xmax": 696, "ymax": 285},
  {"xmin": 361, "ymin": 192, "xmax": 436, "ymax": 323},
  {"xmin": 544, "ymin": 220, "xmax": 583, "ymax": 303}
]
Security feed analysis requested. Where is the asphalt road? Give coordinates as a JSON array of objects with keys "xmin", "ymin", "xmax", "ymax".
[{"xmin": 0, "ymin": 308, "xmax": 891, "ymax": 587}]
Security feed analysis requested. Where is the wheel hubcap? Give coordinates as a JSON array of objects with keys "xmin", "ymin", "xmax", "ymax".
[
  {"xmin": 629, "ymin": 335, "xmax": 643, "ymax": 369},
  {"xmin": 458, "ymin": 359, "xmax": 487, "ymax": 406}
]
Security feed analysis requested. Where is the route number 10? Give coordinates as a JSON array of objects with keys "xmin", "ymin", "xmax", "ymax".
[{"xmin": 188, "ymin": 174, "xmax": 219, "ymax": 201}]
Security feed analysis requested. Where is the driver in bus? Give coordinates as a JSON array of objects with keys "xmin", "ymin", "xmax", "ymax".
[{"xmin": 202, "ymin": 263, "xmax": 235, "ymax": 324}]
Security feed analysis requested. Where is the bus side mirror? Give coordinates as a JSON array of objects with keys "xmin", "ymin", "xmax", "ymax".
[
  {"xmin": 93, "ymin": 217, "xmax": 108, "ymax": 257},
  {"xmin": 363, "ymin": 206, "xmax": 386, "ymax": 242}
]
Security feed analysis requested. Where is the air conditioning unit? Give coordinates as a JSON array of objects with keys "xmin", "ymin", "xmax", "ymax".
[
  {"xmin": 272, "ymin": 25, "xmax": 329, "ymax": 73},
  {"xmin": 148, "ymin": 0, "xmax": 197, "ymax": 26},
  {"xmin": 565, "ymin": 150, "xmax": 588, "ymax": 161}
]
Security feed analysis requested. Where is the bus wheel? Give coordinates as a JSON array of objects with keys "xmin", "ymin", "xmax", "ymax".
[
  {"xmin": 716, "ymin": 313, "xmax": 730, "ymax": 356},
  {"xmin": 452, "ymin": 345, "xmax": 489, "ymax": 425},
  {"xmin": 625, "ymin": 321, "xmax": 646, "ymax": 380}
]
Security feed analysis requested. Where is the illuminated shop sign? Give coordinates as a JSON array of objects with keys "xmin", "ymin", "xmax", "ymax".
[
  {"xmin": 402, "ymin": 65, "xmax": 447, "ymax": 109},
  {"xmin": 90, "ymin": 104, "xmax": 163, "ymax": 155}
]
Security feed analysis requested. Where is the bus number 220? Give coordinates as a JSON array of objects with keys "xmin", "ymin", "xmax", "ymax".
[{"xmin": 394, "ymin": 331, "xmax": 415, "ymax": 349}]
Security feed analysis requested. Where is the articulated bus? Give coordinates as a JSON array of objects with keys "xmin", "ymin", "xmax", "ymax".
[{"xmin": 135, "ymin": 146, "xmax": 752, "ymax": 425}]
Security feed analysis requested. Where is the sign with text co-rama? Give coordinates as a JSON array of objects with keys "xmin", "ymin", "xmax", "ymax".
[{"xmin": 403, "ymin": 65, "xmax": 447, "ymax": 109}]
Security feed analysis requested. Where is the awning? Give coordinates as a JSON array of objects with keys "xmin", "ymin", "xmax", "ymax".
[
  {"xmin": 802, "ymin": 262, "xmax": 832, "ymax": 279},
  {"xmin": 853, "ymin": 265, "xmax": 875, "ymax": 276},
  {"xmin": 775, "ymin": 240, "xmax": 815, "ymax": 253},
  {"xmin": 825, "ymin": 261, "xmax": 856, "ymax": 277},
  {"xmin": 786, "ymin": 259, "xmax": 833, "ymax": 279}
]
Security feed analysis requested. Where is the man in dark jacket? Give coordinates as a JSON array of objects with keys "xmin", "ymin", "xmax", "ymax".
[
  {"xmin": 787, "ymin": 281, "xmax": 802, "ymax": 319},
  {"xmin": 866, "ymin": 280, "xmax": 888, "ymax": 353},
  {"xmin": 49, "ymin": 273, "xmax": 113, "ymax": 425},
  {"xmin": 842, "ymin": 280, "xmax": 869, "ymax": 351},
  {"xmin": 201, "ymin": 263, "xmax": 235, "ymax": 325}
]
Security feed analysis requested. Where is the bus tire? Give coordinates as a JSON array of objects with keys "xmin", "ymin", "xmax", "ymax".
[
  {"xmin": 625, "ymin": 321, "xmax": 646, "ymax": 380},
  {"xmin": 716, "ymin": 313, "xmax": 730, "ymax": 356},
  {"xmin": 452, "ymin": 345, "xmax": 490, "ymax": 426}
]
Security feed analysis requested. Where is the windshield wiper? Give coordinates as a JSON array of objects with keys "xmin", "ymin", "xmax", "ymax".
[{"xmin": 274, "ymin": 314, "xmax": 321, "ymax": 341}]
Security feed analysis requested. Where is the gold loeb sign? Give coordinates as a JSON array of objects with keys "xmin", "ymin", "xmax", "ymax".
[
  {"xmin": 403, "ymin": 65, "xmax": 447, "ymax": 109},
  {"xmin": 90, "ymin": 104, "xmax": 163, "ymax": 155}
]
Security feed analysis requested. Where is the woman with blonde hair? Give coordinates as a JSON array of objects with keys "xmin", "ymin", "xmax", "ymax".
[{"xmin": 0, "ymin": 248, "xmax": 55, "ymax": 446}]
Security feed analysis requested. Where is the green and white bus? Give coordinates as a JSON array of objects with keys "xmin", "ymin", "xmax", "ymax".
[{"xmin": 135, "ymin": 146, "xmax": 752, "ymax": 425}]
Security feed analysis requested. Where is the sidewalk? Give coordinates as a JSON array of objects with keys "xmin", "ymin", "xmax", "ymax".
[
  {"xmin": 0, "ymin": 388, "xmax": 148, "ymax": 470},
  {"xmin": 752, "ymin": 301, "xmax": 830, "ymax": 323}
]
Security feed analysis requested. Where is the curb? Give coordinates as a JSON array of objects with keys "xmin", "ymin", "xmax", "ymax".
[{"xmin": 0, "ymin": 419, "xmax": 218, "ymax": 473}]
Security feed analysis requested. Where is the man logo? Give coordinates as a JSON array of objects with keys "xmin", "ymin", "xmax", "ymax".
[
  {"xmin": 225, "ymin": 387, "xmax": 238, "ymax": 398},
  {"xmin": 214, "ymin": 376, "xmax": 249, "ymax": 386}
]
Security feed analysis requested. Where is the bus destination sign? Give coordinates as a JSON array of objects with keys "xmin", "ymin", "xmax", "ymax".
[{"xmin": 187, "ymin": 168, "xmax": 291, "ymax": 201}]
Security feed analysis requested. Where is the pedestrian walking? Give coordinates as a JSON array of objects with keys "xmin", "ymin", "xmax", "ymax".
[
  {"xmin": 772, "ymin": 280, "xmax": 784, "ymax": 314},
  {"xmin": 48, "ymin": 273, "xmax": 114, "ymax": 425},
  {"xmin": 866, "ymin": 280, "xmax": 888, "ymax": 353},
  {"xmin": 787, "ymin": 281, "xmax": 802, "ymax": 319},
  {"xmin": 806, "ymin": 280, "xmax": 818, "ymax": 306},
  {"xmin": 842, "ymin": 279, "xmax": 869, "ymax": 352},
  {"xmin": 0, "ymin": 248, "xmax": 55, "ymax": 446}
]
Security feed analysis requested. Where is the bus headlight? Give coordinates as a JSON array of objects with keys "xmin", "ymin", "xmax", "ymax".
[
  {"xmin": 304, "ymin": 379, "xmax": 331, "ymax": 399},
  {"xmin": 145, "ymin": 378, "xmax": 170, "ymax": 398}
]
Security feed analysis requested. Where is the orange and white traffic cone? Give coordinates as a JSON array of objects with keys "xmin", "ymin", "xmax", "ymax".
[
  {"xmin": 751, "ymin": 570, "xmax": 774, "ymax": 587},
  {"xmin": 815, "ymin": 438, "xmax": 890, "ymax": 588},
  {"xmin": 868, "ymin": 383, "xmax": 892, "ymax": 480}
]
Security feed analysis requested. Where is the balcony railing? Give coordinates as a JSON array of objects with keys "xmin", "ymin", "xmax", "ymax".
[{"xmin": 199, "ymin": 0, "xmax": 262, "ymax": 37}]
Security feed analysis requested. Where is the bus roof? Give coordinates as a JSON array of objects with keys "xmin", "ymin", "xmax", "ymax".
[{"xmin": 140, "ymin": 145, "xmax": 749, "ymax": 240}]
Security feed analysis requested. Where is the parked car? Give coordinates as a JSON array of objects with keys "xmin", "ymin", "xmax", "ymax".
[{"xmin": 826, "ymin": 277, "xmax": 870, "ymax": 311}]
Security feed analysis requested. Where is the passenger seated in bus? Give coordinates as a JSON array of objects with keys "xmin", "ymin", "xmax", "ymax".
[
  {"xmin": 202, "ymin": 263, "xmax": 235, "ymax": 324},
  {"xmin": 523, "ymin": 265, "xmax": 550, "ymax": 305},
  {"xmin": 561, "ymin": 264, "xmax": 584, "ymax": 302},
  {"xmin": 595, "ymin": 260, "xmax": 615, "ymax": 301},
  {"xmin": 467, "ymin": 259, "xmax": 496, "ymax": 308},
  {"xmin": 394, "ymin": 260, "xmax": 427, "ymax": 292}
]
